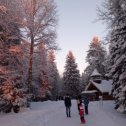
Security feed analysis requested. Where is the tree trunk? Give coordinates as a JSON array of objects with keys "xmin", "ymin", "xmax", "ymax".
[{"xmin": 27, "ymin": 31, "xmax": 34, "ymax": 94}]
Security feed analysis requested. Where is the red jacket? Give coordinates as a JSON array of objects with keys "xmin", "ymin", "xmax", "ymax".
[{"xmin": 79, "ymin": 105, "xmax": 84, "ymax": 116}]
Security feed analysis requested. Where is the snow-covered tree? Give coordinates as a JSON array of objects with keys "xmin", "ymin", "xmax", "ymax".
[
  {"xmin": 48, "ymin": 50, "xmax": 59, "ymax": 100},
  {"xmin": 57, "ymin": 76, "xmax": 64, "ymax": 99},
  {"xmin": 86, "ymin": 36, "xmax": 106, "ymax": 75},
  {"xmin": 0, "ymin": 0, "xmax": 30, "ymax": 112},
  {"xmin": 81, "ymin": 72, "xmax": 86, "ymax": 91},
  {"xmin": 63, "ymin": 51, "xmax": 81, "ymax": 97},
  {"xmin": 0, "ymin": 0, "xmax": 58, "ymax": 96},
  {"xmin": 32, "ymin": 43, "xmax": 50, "ymax": 100},
  {"xmin": 98, "ymin": 0, "xmax": 126, "ymax": 112},
  {"xmin": 0, "ymin": 38, "xmax": 28, "ymax": 113},
  {"xmin": 83, "ymin": 36, "xmax": 107, "ymax": 86},
  {"xmin": 108, "ymin": 2, "xmax": 126, "ymax": 113},
  {"xmin": 19, "ymin": 0, "xmax": 58, "ymax": 93}
]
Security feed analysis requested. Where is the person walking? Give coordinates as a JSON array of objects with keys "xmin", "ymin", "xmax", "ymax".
[
  {"xmin": 79, "ymin": 103, "xmax": 85, "ymax": 124},
  {"xmin": 64, "ymin": 94, "xmax": 72, "ymax": 117},
  {"xmin": 83, "ymin": 95, "xmax": 89, "ymax": 115},
  {"xmin": 76, "ymin": 95, "xmax": 82, "ymax": 113}
]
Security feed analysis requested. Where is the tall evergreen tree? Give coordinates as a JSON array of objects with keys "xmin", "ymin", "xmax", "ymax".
[
  {"xmin": 81, "ymin": 72, "xmax": 86, "ymax": 90},
  {"xmin": 33, "ymin": 43, "xmax": 49, "ymax": 100},
  {"xmin": 0, "ymin": 25, "xmax": 27, "ymax": 113},
  {"xmin": 63, "ymin": 51, "xmax": 81, "ymax": 97},
  {"xmin": 86, "ymin": 36, "xmax": 106, "ymax": 75},
  {"xmin": 83, "ymin": 36, "xmax": 106, "ymax": 85},
  {"xmin": 98, "ymin": 0, "xmax": 126, "ymax": 112},
  {"xmin": 48, "ymin": 50, "xmax": 59, "ymax": 100},
  {"xmin": 0, "ymin": 0, "xmax": 30, "ymax": 112}
]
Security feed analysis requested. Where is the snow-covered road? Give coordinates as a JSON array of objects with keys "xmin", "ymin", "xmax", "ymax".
[{"xmin": 0, "ymin": 100, "xmax": 126, "ymax": 126}]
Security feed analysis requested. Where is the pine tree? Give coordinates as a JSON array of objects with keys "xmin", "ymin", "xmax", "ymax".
[
  {"xmin": 57, "ymin": 76, "xmax": 64, "ymax": 99},
  {"xmin": 33, "ymin": 43, "xmax": 50, "ymax": 100},
  {"xmin": 98, "ymin": 0, "xmax": 126, "ymax": 112},
  {"xmin": 48, "ymin": 50, "xmax": 59, "ymax": 100},
  {"xmin": 108, "ymin": 1, "xmax": 126, "ymax": 112},
  {"xmin": 81, "ymin": 72, "xmax": 86, "ymax": 90},
  {"xmin": 63, "ymin": 51, "xmax": 81, "ymax": 97},
  {"xmin": 0, "ymin": 33, "xmax": 27, "ymax": 113},
  {"xmin": 83, "ymin": 36, "xmax": 106, "ymax": 85},
  {"xmin": 86, "ymin": 36, "xmax": 106, "ymax": 75},
  {"xmin": 0, "ymin": 1, "xmax": 28, "ymax": 112}
]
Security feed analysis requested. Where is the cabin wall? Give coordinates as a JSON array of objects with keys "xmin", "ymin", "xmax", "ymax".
[{"xmin": 86, "ymin": 82, "xmax": 113, "ymax": 101}]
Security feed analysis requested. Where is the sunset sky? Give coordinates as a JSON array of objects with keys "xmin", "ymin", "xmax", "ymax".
[{"xmin": 55, "ymin": 0, "xmax": 107, "ymax": 75}]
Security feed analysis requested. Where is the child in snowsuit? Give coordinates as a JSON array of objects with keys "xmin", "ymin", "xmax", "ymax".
[
  {"xmin": 76, "ymin": 95, "xmax": 82, "ymax": 114},
  {"xmin": 79, "ymin": 103, "xmax": 85, "ymax": 124}
]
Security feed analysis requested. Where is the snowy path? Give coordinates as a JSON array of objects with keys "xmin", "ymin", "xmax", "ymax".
[
  {"xmin": 86, "ymin": 101, "xmax": 126, "ymax": 126},
  {"xmin": 0, "ymin": 100, "xmax": 126, "ymax": 126}
]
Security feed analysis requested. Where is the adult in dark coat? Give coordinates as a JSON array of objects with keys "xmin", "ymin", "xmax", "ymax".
[
  {"xmin": 64, "ymin": 94, "xmax": 72, "ymax": 117},
  {"xmin": 83, "ymin": 96, "xmax": 89, "ymax": 114}
]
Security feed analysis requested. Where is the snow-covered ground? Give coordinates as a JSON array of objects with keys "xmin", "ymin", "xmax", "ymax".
[{"xmin": 0, "ymin": 100, "xmax": 126, "ymax": 126}]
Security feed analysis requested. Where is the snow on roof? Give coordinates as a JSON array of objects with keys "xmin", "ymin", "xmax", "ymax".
[
  {"xmin": 91, "ymin": 69, "xmax": 101, "ymax": 76},
  {"xmin": 92, "ymin": 80, "xmax": 112, "ymax": 93},
  {"xmin": 81, "ymin": 90, "xmax": 97, "ymax": 94},
  {"xmin": 86, "ymin": 80, "xmax": 112, "ymax": 93}
]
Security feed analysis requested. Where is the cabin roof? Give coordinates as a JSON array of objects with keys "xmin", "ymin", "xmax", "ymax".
[
  {"xmin": 85, "ymin": 80, "xmax": 112, "ymax": 93},
  {"xmin": 91, "ymin": 69, "xmax": 101, "ymax": 76}
]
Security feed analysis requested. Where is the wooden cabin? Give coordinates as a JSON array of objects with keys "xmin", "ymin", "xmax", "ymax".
[{"xmin": 82, "ymin": 69, "xmax": 113, "ymax": 101}]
